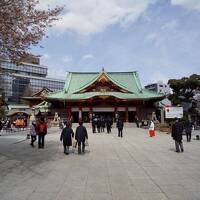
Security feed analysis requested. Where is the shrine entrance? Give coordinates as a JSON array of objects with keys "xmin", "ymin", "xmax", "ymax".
[{"xmin": 93, "ymin": 112, "xmax": 114, "ymax": 120}]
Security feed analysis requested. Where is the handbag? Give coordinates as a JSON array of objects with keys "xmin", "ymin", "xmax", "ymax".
[
  {"xmin": 73, "ymin": 140, "xmax": 77, "ymax": 148},
  {"xmin": 85, "ymin": 139, "xmax": 89, "ymax": 146}
]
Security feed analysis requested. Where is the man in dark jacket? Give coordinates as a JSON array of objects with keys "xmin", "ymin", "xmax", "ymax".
[
  {"xmin": 75, "ymin": 120, "xmax": 88, "ymax": 154},
  {"xmin": 185, "ymin": 120, "xmax": 192, "ymax": 142},
  {"xmin": 117, "ymin": 118, "xmax": 124, "ymax": 137},
  {"xmin": 106, "ymin": 116, "xmax": 112, "ymax": 133},
  {"xmin": 92, "ymin": 115, "xmax": 97, "ymax": 133},
  {"xmin": 171, "ymin": 118, "xmax": 184, "ymax": 152},
  {"xmin": 100, "ymin": 117, "xmax": 105, "ymax": 133},
  {"xmin": 60, "ymin": 121, "xmax": 74, "ymax": 154},
  {"xmin": 97, "ymin": 116, "xmax": 101, "ymax": 133},
  {"xmin": 0, "ymin": 120, "xmax": 3, "ymax": 134}
]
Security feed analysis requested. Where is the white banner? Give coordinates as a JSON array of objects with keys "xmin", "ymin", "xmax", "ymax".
[
  {"xmin": 118, "ymin": 107, "xmax": 125, "ymax": 111},
  {"xmin": 165, "ymin": 106, "xmax": 183, "ymax": 118}
]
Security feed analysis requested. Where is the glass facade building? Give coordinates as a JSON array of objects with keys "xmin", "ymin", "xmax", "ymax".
[{"xmin": 0, "ymin": 59, "xmax": 65, "ymax": 103}]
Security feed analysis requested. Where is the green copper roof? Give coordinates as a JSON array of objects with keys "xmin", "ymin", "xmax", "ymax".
[
  {"xmin": 45, "ymin": 71, "xmax": 164, "ymax": 101},
  {"xmin": 64, "ymin": 71, "xmax": 143, "ymax": 94},
  {"xmin": 46, "ymin": 90, "xmax": 163, "ymax": 100}
]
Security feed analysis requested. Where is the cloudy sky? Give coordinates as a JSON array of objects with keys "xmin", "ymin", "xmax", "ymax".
[{"xmin": 32, "ymin": 0, "xmax": 200, "ymax": 86}]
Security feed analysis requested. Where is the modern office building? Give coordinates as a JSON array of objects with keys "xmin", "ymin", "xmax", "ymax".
[
  {"xmin": 145, "ymin": 81, "xmax": 171, "ymax": 95},
  {"xmin": 0, "ymin": 57, "xmax": 65, "ymax": 103}
]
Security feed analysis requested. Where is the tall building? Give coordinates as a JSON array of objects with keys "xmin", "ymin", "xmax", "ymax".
[
  {"xmin": 0, "ymin": 57, "xmax": 65, "ymax": 103},
  {"xmin": 145, "ymin": 81, "xmax": 171, "ymax": 95}
]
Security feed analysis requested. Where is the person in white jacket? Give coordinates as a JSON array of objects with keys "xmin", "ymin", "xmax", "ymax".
[
  {"xmin": 149, "ymin": 120, "xmax": 155, "ymax": 137},
  {"xmin": 30, "ymin": 122, "xmax": 37, "ymax": 147}
]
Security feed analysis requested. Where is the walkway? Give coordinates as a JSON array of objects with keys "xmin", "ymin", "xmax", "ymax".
[{"xmin": 0, "ymin": 127, "xmax": 200, "ymax": 200}]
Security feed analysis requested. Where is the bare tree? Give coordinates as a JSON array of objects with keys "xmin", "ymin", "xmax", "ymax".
[{"xmin": 0, "ymin": 0, "xmax": 63, "ymax": 61}]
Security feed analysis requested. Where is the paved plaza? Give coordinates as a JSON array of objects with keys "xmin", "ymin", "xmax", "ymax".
[{"xmin": 0, "ymin": 127, "xmax": 200, "ymax": 200}]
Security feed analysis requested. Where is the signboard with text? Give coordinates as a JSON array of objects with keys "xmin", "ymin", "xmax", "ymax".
[{"xmin": 165, "ymin": 106, "xmax": 183, "ymax": 119}]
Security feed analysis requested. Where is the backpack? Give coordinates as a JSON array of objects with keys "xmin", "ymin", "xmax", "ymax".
[{"xmin": 39, "ymin": 123, "xmax": 46, "ymax": 133}]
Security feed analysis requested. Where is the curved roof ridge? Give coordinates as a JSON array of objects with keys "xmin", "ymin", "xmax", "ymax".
[
  {"xmin": 106, "ymin": 73, "xmax": 132, "ymax": 93},
  {"xmin": 72, "ymin": 73, "xmax": 100, "ymax": 93},
  {"xmin": 64, "ymin": 72, "xmax": 72, "ymax": 93},
  {"xmin": 72, "ymin": 71, "xmax": 132, "ymax": 94},
  {"xmin": 132, "ymin": 72, "xmax": 143, "ymax": 92}
]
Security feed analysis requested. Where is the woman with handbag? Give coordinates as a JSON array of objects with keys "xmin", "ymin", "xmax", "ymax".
[{"xmin": 60, "ymin": 121, "xmax": 74, "ymax": 155}]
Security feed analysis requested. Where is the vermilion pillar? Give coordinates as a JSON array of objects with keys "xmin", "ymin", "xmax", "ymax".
[
  {"xmin": 125, "ymin": 107, "xmax": 129, "ymax": 122},
  {"xmin": 89, "ymin": 107, "xmax": 93, "ymax": 122},
  {"xmin": 114, "ymin": 107, "xmax": 118, "ymax": 122},
  {"xmin": 67, "ymin": 107, "xmax": 71, "ymax": 119}
]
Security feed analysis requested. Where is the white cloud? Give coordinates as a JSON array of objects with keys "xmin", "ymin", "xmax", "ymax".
[
  {"xmin": 171, "ymin": 0, "xmax": 200, "ymax": 11},
  {"xmin": 41, "ymin": 54, "xmax": 50, "ymax": 60},
  {"xmin": 161, "ymin": 20, "xmax": 177, "ymax": 30},
  {"xmin": 150, "ymin": 72, "xmax": 169, "ymax": 83},
  {"xmin": 48, "ymin": 68, "xmax": 66, "ymax": 79},
  {"xmin": 146, "ymin": 32, "xmax": 159, "ymax": 41},
  {"xmin": 39, "ymin": 0, "xmax": 157, "ymax": 35},
  {"xmin": 62, "ymin": 55, "xmax": 72, "ymax": 65},
  {"xmin": 81, "ymin": 54, "xmax": 94, "ymax": 60}
]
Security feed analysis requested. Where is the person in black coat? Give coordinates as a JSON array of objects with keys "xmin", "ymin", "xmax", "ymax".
[
  {"xmin": 0, "ymin": 120, "xmax": 3, "ymax": 134},
  {"xmin": 106, "ymin": 116, "xmax": 112, "ymax": 133},
  {"xmin": 92, "ymin": 115, "xmax": 97, "ymax": 133},
  {"xmin": 60, "ymin": 121, "xmax": 74, "ymax": 155},
  {"xmin": 100, "ymin": 117, "xmax": 105, "ymax": 133},
  {"xmin": 97, "ymin": 116, "xmax": 101, "ymax": 133},
  {"xmin": 185, "ymin": 120, "xmax": 192, "ymax": 142},
  {"xmin": 75, "ymin": 120, "xmax": 88, "ymax": 154},
  {"xmin": 117, "ymin": 118, "xmax": 124, "ymax": 137},
  {"xmin": 171, "ymin": 118, "xmax": 184, "ymax": 152}
]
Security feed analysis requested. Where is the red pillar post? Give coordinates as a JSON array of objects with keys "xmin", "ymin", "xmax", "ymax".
[
  {"xmin": 125, "ymin": 107, "xmax": 129, "ymax": 122},
  {"xmin": 67, "ymin": 107, "xmax": 71, "ymax": 119},
  {"xmin": 89, "ymin": 107, "xmax": 93, "ymax": 122},
  {"xmin": 114, "ymin": 107, "xmax": 118, "ymax": 122}
]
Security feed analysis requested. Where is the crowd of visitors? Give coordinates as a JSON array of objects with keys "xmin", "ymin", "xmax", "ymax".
[
  {"xmin": 91, "ymin": 115, "xmax": 113, "ymax": 134},
  {"xmin": 6, "ymin": 113, "xmax": 194, "ymax": 155}
]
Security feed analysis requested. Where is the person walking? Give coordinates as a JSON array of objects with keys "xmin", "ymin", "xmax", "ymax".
[
  {"xmin": 185, "ymin": 120, "xmax": 192, "ymax": 142},
  {"xmin": 117, "ymin": 117, "xmax": 124, "ymax": 137},
  {"xmin": 75, "ymin": 120, "xmax": 88, "ymax": 154},
  {"xmin": 30, "ymin": 122, "xmax": 37, "ymax": 147},
  {"xmin": 135, "ymin": 115, "xmax": 140, "ymax": 128},
  {"xmin": 36, "ymin": 117, "xmax": 47, "ymax": 149},
  {"xmin": 60, "ymin": 121, "xmax": 74, "ymax": 155},
  {"xmin": 0, "ymin": 120, "xmax": 3, "ymax": 134},
  {"xmin": 100, "ymin": 117, "xmax": 105, "ymax": 133},
  {"xmin": 149, "ymin": 120, "xmax": 155, "ymax": 137},
  {"xmin": 171, "ymin": 118, "xmax": 184, "ymax": 153},
  {"xmin": 97, "ymin": 116, "xmax": 101, "ymax": 133},
  {"xmin": 92, "ymin": 115, "xmax": 97, "ymax": 133},
  {"xmin": 106, "ymin": 116, "xmax": 112, "ymax": 133}
]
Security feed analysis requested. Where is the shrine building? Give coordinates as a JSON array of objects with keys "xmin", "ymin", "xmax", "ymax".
[{"xmin": 43, "ymin": 70, "xmax": 164, "ymax": 123}]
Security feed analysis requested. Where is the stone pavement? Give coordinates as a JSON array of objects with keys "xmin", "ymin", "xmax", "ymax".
[{"xmin": 0, "ymin": 127, "xmax": 200, "ymax": 200}]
